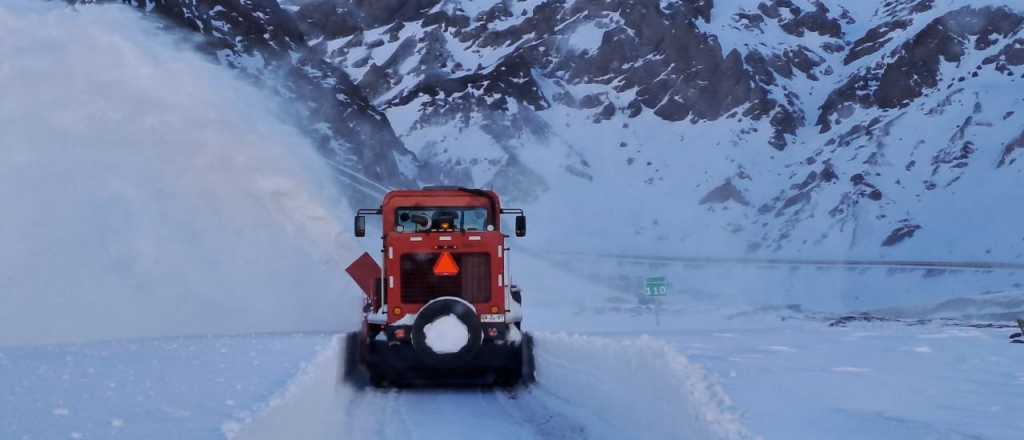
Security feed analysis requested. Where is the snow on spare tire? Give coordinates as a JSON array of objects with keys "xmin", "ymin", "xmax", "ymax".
[
  {"xmin": 422, "ymin": 314, "xmax": 469, "ymax": 354},
  {"xmin": 411, "ymin": 297, "xmax": 482, "ymax": 365}
]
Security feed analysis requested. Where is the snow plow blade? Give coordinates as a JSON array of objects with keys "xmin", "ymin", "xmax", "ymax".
[{"xmin": 342, "ymin": 331, "xmax": 535, "ymax": 388}]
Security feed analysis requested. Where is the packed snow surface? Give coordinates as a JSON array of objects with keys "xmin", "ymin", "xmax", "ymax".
[
  {"xmin": 0, "ymin": 334, "xmax": 328, "ymax": 440},
  {"xmin": 423, "ymin": 314, "xmax": 469, "ymax": 354}
]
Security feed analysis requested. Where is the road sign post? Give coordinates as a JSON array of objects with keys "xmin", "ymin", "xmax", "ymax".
[
  {"xmin": 644, "ymin": 276, "xmax": 667, "ymax": 297},
  {"xmin": 644, "ymin": 276, "xmax": 668, "ymax": 326}
]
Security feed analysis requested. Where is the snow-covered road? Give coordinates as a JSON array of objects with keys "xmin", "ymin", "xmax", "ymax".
[
  {"xmin": 233, "ymin": 332, "xmax": 750, "ymax": 440},
  {"xmin": 4, "ymin": 250, "xmax": 1023, "ymax": 439},
  {"xmin": 6, "ymin": 304, "xmax": 1022, "ymax": 440},
  {"xmin": 0, "ymin": 334, "xmax": 330, "ymax": 439},
  {"xmin": 224, "ymin": 253, "xmax": 754, "ymax": 440},
  {"xmin": 225, "ymin": 252, "xmax": 1024, "ymax": 440}
]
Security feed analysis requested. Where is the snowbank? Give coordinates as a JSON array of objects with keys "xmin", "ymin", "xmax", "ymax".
[
  {"xmin": 226, "ymin": 335, "xmax": 352, "ymax": 440},
  {"xmin": 532, "ymin": 333, "xmax": 753, "ymax": 440},
  {"xmin": 0, "ymin": 0, "xmax": 361, "ymax": 346}
]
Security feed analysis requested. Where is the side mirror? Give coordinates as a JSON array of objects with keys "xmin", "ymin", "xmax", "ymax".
[
  {"xmin": 515, "ymin": 215, "xmax": 526, "ymax": 237},
  {"xmin": 354, "ymin": 215, "xmax": 366, "ymax": 237}
]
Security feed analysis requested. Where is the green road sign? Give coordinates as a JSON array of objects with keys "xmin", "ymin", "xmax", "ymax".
[{"xmin": 644, "ymin": 276, "xmax": 667, "ymax": 296}]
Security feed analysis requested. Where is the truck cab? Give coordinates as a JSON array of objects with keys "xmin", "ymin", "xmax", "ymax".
[{"xmin": 345, "ymin": 187, "xmax": 532, "ymax": 387}]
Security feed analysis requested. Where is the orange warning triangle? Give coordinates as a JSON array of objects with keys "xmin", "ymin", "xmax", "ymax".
[{"xmin": 433, "ymin": 251, "xmax": 460, "ymax": 277}]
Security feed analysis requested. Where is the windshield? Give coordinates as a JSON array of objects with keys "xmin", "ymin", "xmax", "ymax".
[{"xmin": 394, "ymin": 207, "xmax": 490, "ymax": 233}]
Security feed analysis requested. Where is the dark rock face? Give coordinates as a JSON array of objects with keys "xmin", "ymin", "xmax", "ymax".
[
  {"xmin": 882, "ymin": 224, "xmax": 922, "ymax": 247},
  {"xmin": 294, "ymin": 0, "xmax": 440, "ymax": 41},
  {"xmin": 551, "ymin": 1, "xmax": 761, "ymax": 124},
  {"xmin": 844, "ymin": 19, "xmax": 911, "ymax": 65},
  {"xmin": 395, "ymin": 53, "xmax": 550, "ymax": 115},
  {"xmin": 700, "ymin": 180, "xmax": 750, "ymax": 206},
  {"xmin": 998, "ymin": 130, "xmax": 1024, "ymax": 168},
  {"xmin": 818, "ymin": 6, "xmax": 1024, "ymax": 133},
  {"xmin": 309, "ymin": 0, "xmax": 808, "ymax": 152},
  {"xmin": 768, "ymin": 0, "xmax": 844, "ymax": 39},
  {"xmin": 462, "ymin": 2, "xmax": 753, "ymax": 121},
  {"xmin": 983, "ymin": 38, "xmax": 1024, "ymax": 71}
]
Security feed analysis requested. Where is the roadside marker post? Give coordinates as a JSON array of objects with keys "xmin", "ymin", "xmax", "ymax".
[{"xmin": 644, "ymin": 277, "xmax": 668, "ymax": 326}]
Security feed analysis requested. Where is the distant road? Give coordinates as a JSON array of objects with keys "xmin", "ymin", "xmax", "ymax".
[{"xmin": 540, "ymin": 251, "xmax": 1024, "ymax": 272}]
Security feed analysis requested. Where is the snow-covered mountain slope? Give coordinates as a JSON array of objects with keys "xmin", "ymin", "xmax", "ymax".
[
  {"xmin": 0, "ymin": 0, "xmax": 361, "ymax": 345},
  {"xmin": 287, "ymin": 0, "xmax": 1024, "ymax": 260},
  {"xmin": 62, "ymin": 0, "xmax": 1021, "ymax": 260}
]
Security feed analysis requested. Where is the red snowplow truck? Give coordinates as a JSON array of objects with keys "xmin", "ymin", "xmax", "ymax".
[{"xmin": 343, "ymin": 187, "xmax": 534, "ymax": 387}]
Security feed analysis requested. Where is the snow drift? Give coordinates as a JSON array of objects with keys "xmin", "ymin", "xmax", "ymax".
[
  {"xmin": 531, "ymin": 333, "xmax": 752, "ymax": 440},
  {"xmin": 0, "ymin": 0, "xmax": 361, "ymax": 346}
]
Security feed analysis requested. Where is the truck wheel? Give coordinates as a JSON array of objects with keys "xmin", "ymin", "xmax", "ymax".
[{"xmin": 368, "ymin": 368, "xmax": 389, "ymax": 388}]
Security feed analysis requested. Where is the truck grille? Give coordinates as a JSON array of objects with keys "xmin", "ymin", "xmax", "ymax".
[{"xmin": 400, "ymin": 253, "xmax": 491, "ymax": 303}]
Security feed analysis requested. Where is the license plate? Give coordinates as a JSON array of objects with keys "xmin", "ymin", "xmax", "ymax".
[{"xmin": 480, "ymin": 314, "xmax": 505, "ymax": 323}]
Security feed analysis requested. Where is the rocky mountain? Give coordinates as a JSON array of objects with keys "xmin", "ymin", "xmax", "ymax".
[{"xmin": 80, "ymin": 0, "xmax": 1024, "ymax": 260}]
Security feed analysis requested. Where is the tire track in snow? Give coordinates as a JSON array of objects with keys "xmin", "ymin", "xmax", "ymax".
[
  {"xmin": 339, "ymin": 381, "xmax": 384, "ymax": 438},
  {"xmin": 492, "ymin": 387, "xmax": 590, "ymax": 440},
  {"xmin": 392, "ymin": 390, "xmax": 419, "ymax": 440}
]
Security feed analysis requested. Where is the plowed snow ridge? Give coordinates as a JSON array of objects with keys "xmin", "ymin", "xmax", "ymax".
[{"xmin": 232, "ymin": 334, "xmax": 753, "ymax": 440}]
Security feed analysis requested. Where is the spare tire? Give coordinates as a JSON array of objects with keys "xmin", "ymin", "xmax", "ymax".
[{"xmin": 411, "ymin": 297, "xmax": 482, "ymax": 367}]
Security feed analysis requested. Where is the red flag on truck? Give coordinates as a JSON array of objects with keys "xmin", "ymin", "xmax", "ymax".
[{"xmin": 346, "ymin": 252, "xmax": 381, "ymax": 297}]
